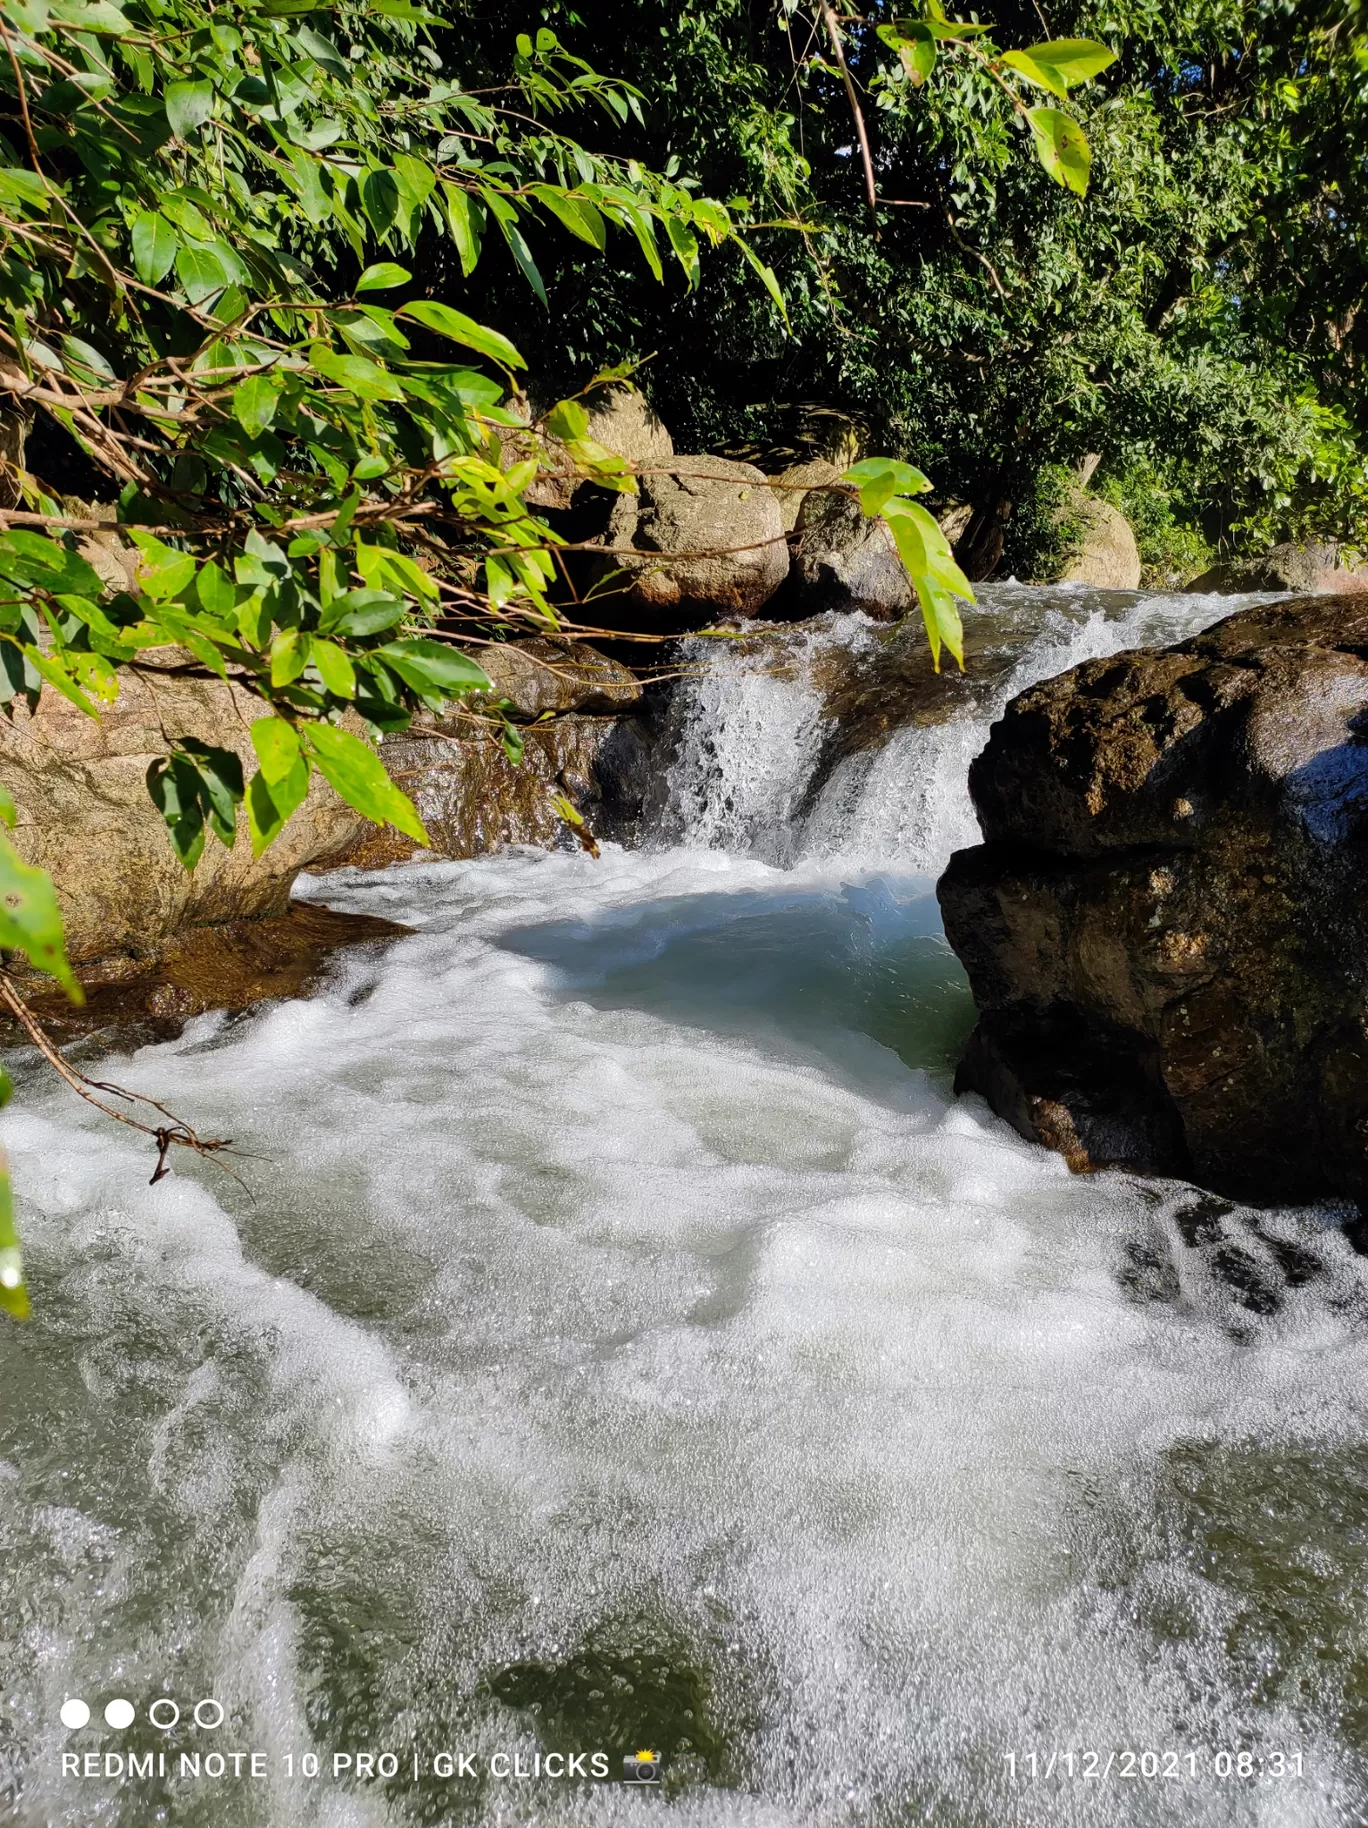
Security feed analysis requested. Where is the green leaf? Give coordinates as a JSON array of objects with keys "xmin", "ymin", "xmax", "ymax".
[
  {"xmin": 304, "ymin": 723, "xmax": 428, "ymax": 844},
  {"xmin": 544, "ymin": 399, "xmax": 590, "ymax": 442},
  {"xmin": 165, "ymin": 79, "xmax": 213, "ymax": 138},
  {"xmin": 498, "ymin": 216, "xmax": 548, "ymax": 306},
  {"xmin": 375, "ymin": 637, "xmax": 491, "ymax": 698},
  {"xmin": 398, "ymin": 301, "xmax": 525, "ymax": 369},
  {"xmin": 175, "ymin": 242, "xmax": 228, "ymax": 304},
  {"xmin": 392, "ymin": 153, "xmax": 436, "ymax": 231},
  {"xmin": 843, "ymin": 458, "xmax": 932, "ymax": 516},
  {"xmin": 878, "ymin": 21, "xmax": 936, "ymax": 85},
  {"xmin": 251, "ymin": 715, "xmax": 302, "ymax": 786},
  {"xmin": 309, "ymin": 345, "xmax": 406, "ymax": 401},
  {"xmin": 128, "ymin": 532, "xmax": 195, "ymax": 601},
  {"xmin": 361, "ymin": 167, "xmax": 400, "ymax": 237},
  {"xmin": 195, "ymin": 559, "xmax": 235, "ymax": 618},
  {"xmin": 354, "ymin": 543, "xmax": 438, "ymax": 603},
  {"xmin": 443, "ymin": 185, "xmax": 483, "ymax": 277},
  {"xmin": 0, "ymin": 531, "xmax": 102, "ymax": 596},
  {"xmin": 49, "ymin": 0, "xmax": 129, "ymax": 32},
  {"xmin": 0, "ymin": 829, "xmax": 79, "ymax": 999},
  {"xmin": 531, "ymin": 185, "xmax": 606, "ymax": 250},
  {"xmin": 131, "ymin": 211, "xmax": 177, "ymax": 286},
  {"xmin": 1005, "ymin": 39, "xmax": 1116, "ymax": 93},
  {"xmin": 175, "ymin": 737, "xmax": 244, "ymax": 845},
  {"xmin": 0, "ymin": 1153, "xmax": 29, "ymax": 1322},
  {"xmin": 145, "ymin": 756, "xmax": 207, "ymax": 870},
  {"xmin": 923, "ymin": 17, "xmax": 992, "ymax": 37},
  {"xmin": 322, "ymin": 590, "xmax": 407, "ymax": 636},
  {"xmin": 1002, "ymin": 50, "xmax": 1068, "ymax": 100},
  {"xmin": 1026, "ymin": 106, "xmax": 1093, "ymax": 195},
  {"xmin": 664, "ymin": 214, "xmax": 700, "ymax": 288},
  {"xmin": 356, "ymin": 262, "xmax": 412, "ymax": 292},
  {"xmin": 881, "ymin": 500, "xmax": 971, "ymax": 671},
  {"xmin": 367, "ymin": 0, "xmax": 440, "ymax": 21},
  {"xmin": 25, "ymin": 649, "xmax": 98, "ymax": 716},
  {"xmin": 295, "ymin": 25, "xmax": 348, "ymax": 76},
  {"xmin": 247, "ymin": 756, "xmax": 309, "ymax": 856},
  {"xmin": 311, "ymin": 639, "xmax": 356, "ymax": 698},
  {"xmin": 737, "ymin": 240, "xmax": 788, "ymax": 327},
  {"xmin": 270, "ymin": 627, "xmax": 309, "ymax": 686},
  {"xmin": 233, "ymin": 372, "xmax": 278, "ymax": 438}
]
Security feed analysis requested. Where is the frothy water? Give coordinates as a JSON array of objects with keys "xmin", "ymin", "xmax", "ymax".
[{"xmin": 4, "ymin": 587, "xmax": 1367, "ymax": 1828}]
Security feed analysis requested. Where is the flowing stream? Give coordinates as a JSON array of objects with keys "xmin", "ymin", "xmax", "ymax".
[{"xmin": 5, "ymin": 585, "xmax": 1368, "ymax": 1827}]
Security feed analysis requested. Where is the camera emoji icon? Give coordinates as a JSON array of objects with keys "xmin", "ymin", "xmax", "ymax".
[{"xmin": 622, "ymin": 1749, "xmax": 661, "ymax": 1784}]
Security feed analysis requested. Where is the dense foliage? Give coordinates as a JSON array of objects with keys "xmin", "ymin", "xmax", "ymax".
[{"xmin": 435, "ymin": 2, "xmax": 1368, "ymax": 578}]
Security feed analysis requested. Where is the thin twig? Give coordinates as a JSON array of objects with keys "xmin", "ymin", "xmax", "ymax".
[
  {"xmin": 818, "ymin": 1, "xmax": 879, "ymax": 229},
  {"xmin": 0, "ymin": 16, "xmax": 43, "ymax": 177},
  {"xmin": 0, "ymin": 972, "xmax": 241, "ymax": 1186}
]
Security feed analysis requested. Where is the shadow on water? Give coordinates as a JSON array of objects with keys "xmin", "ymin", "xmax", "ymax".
[{"xmin": 496, "ymin": 873, "xmax": 977, "ymax": 1093}]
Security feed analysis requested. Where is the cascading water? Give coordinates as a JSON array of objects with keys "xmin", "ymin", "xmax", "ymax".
[{"xmin": 3, "ymin": 584, "xmax": 1367, "ymax": 1828}]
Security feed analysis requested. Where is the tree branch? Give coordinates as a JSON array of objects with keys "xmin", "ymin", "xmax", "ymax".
[{"xmin": 818, "ymin": 2, "xmax": 879, "ymax": 230}]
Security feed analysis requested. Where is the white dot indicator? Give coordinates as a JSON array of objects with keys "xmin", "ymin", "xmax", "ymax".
[
  {"xmin": 103, "ymin": 1699, "xmax": 135, "ymax": 1730},
  {"xmin": 59, "ymin": 1699, "xmax": 90, "ymax": 1731}
]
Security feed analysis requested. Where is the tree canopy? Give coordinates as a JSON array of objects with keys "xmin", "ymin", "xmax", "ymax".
[{"xmin": 435, "ymin": 1, "xmax": 1368, "ymax": 578}]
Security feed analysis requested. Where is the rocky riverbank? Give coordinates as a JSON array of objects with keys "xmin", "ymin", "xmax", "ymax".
[{"xmin": 939, "ymin": 592, "xmax": 1368, "ymax": 1211}]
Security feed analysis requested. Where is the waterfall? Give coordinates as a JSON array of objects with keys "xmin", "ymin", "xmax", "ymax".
[{"xmin": 657, "ymin": 584, "xmax": 1260, "ymax": 876}]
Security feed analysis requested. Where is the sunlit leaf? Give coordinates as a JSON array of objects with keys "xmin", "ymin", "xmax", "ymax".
[
  {"xmin": 0, "ymin": 830, "xmax": 79, "ymax": 998},
  {"xmin": 356, "ymin": 262, "xmax": 412, "ymax": 292},
  {"xmin": 304, "ymin": 723, "xmax": 428, "ymax": 843},
  {"xmin": 1026, "ymin": 106, "xmax": 1093, "ymax": 195}
]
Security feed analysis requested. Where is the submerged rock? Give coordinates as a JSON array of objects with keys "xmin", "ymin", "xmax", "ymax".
[
  {"xmin": 938, "ymin": 593, "xmax": 1368, "ymax": 1209},
  {"xmin": 1187, "ymin": 541, "xmax": 1368, "ymax": 595},
  {"xmin": 2, "ymin": 661, "xmax": 366, "ymax": 965}
]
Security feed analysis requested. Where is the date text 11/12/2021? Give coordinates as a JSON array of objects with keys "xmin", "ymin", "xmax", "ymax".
[{"xmin": 1004, "ymin": 1750, "xmax": 1306, "ymax": 1781}]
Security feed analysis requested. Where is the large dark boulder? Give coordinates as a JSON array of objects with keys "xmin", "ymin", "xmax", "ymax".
[{"xmin": 937, "ymin": 594, "xmax": 1368, "ymax": 1209}]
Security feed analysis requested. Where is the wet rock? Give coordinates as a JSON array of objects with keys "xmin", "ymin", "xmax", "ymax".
[
  {"xmin": 596, "ymin": 455, "xmax": 788, "ymax": 632},
  {"xmin": 1056, "ymin": 493, "xmax": 1141, "ymax": 590},
  {"xmin": 2, "ymin": 661, "xmax": 368, "ymax": 965},
  {"xmin": 787, "ymin": 488, "xmax": 913, "ymax": 620},
  {"xmin": 336, "ymin": 712, "xmax": 655, "ymax": 867},
  {"xmin": 13, "ymin": 902, "xmax": 409, "ymax": 1048},
  {"xmin": 475, "ymin": 637, "xmax": 641, "ymax": 719},
  {"xmin": 1187, "ymin": 541, "xmax": 1368, "ymax": 595},
  {"xmin": 938, "ymin": 592, "xmax": 1368, "ymax": 1209}
]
